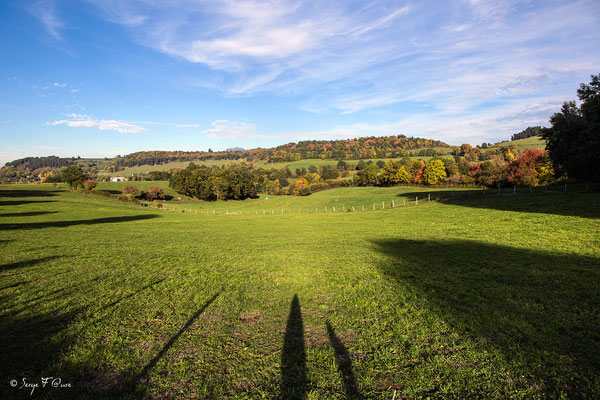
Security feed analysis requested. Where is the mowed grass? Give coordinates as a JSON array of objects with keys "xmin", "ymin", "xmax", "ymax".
[{"xmin": 1, "ymin": 185, "xmax": 599, "ymax": 399}]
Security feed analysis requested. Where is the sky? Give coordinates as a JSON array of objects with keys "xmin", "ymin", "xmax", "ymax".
[{"xmin": 1, "ymin": 0, "xmax": 599, "ymax": 165}]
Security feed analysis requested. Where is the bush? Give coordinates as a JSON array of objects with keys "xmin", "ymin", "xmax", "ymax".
[
  {"xmin": 122, "ymin": 185, "xmax": 140, "ymax": 197},
  {"xmin": 82, "ymin": 180, "xmax": 98, "ymax": 192},
  {"xmin": 147, "ymin": 186, "xmax": 165, "ymax": 201}
]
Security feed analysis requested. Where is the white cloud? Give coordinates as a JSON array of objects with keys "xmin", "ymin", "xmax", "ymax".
[
  {"xmin": 201, "ymin": 120, "xmax": 261, "ymax": 139},
  {"xmin": 45, "ymin": 114, "xmax": 207, "ymax": 133},
  {"xmin": 47, "ymin": 114, "xmax": 145, "ymax": 133},
  {"xmin": 30, "ymin": 0, "xmax": 65, "ymax": 40}
]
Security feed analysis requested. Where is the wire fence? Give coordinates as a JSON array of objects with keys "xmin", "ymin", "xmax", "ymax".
[{"xmin": 141, "ymin": 183, "xmax": 599, "ymax": 216}]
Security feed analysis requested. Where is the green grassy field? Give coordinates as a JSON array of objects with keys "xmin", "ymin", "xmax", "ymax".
[
  {"xmin": 1, "ymin": 184, "xmax": 599, "ymax": 399},
  {"xmin": 488, "ymin": 136, "xmax": 546, "ymax": 152}
]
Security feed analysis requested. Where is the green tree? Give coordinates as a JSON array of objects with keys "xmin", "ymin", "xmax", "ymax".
[
  {"xmin": 61, "ymin": 166, "xmax": 87, "ymax": 190},
  {"xmin": 543, "ymin": 74, "xmax": 600, "ymax": 181},
  {"xmin": 422, "ymin": 159, "xmax": 447, "ymax": 185},
  {"xmin": 320, "ymin": 165, "xmax": 339, "ymax": 180},
  {"xmin": 353, "ymin": 164, "xmax": 379, "ymax": 186}
]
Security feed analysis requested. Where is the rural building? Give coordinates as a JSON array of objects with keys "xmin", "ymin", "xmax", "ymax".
[{"xmin": 110, "ymin": 176, "xmax": 127, "ymax": 182}]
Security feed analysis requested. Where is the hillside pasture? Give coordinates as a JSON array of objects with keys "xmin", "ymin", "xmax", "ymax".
[{"xmin": 1, "ymin": 184, "xmax": 599, "ymax": 399}]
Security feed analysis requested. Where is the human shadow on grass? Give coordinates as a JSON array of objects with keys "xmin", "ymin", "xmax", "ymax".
[
  {"xmin": 281, "ymin": 294, "xmax": 307, "ymax": 400},
  {"xmin": 395, "ymin": 188, "xmax": 600, "ymax": 219},
  {"xmin": 373, "ymin": 238, "xmax": 600, "ymax": 397},
  {"xmin": 326, "ymin": 321, "xmax": 360, "ymax": 399},
  {"xmin": 0, "ymin": 214, "xmax": 159, "ymax": 231},
  {"xmin": 0, "ymin": 211, "xmax": 59, "ymax": 217}
]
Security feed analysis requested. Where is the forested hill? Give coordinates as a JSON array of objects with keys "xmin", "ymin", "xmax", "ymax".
[
  {"xmin": 117, "ymin": 135, "xmax": 452, "ymax": 167},
  {"xmin": 5, "ymin": 156, "xmax": 74, "ymax": 170}
]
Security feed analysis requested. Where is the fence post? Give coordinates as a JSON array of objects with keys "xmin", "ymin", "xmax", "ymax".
[
  {"xmin": 403, "ymin": 198, "xmax": 406, "ymax": 206},
  {"xmin": 416, "ymin": 196, "xmax": 418, "ymax": 205},
  {"xmin": 564, "ymin": 183, "xmax": 567, "ymax": 192},
  {"xmin": 282, "ymin": 209, "xmax": 284, "ymax": 215},
  {"xmin": 392, "ymin": 200, "xmax": 395, "ymax": 207},
  {"xmin": 333, "ymin": 206, "xmax": 335, "ymax": 212},
  {"xmin": 213, "ymin": 210, "xmax": 215, "ymax": 215},
  {"xmin": 428, "ymin": 194, "xmax": 430, "ymax": 202},
  {"xmin": 352, "ymin": 206, "xmax": 355, "ymax": 212},
  {"xmin": 362, "ymin": 205, "xmax": 364, "ymax": 211},
  {"xmin": 382, "ymin": 201, "xmax": 385, "ymax": 209},
  {"xmin": 373, "ymin": 203, "xmax": 375, "ymax": 210},
  {"xmin": 513, "ymin": 185, "xmax": 516, "ymax": 194}
]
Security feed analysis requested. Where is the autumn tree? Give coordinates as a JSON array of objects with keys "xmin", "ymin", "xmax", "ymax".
[
  {"xmin": 379, "ymin": 160, "xmax": 409, "ymax": 186},
  {"xmin": 506, "ymin": 149, "xmax": 554, "ymax": 187},
  {"xmin": 421, "ymin": 159, "xmax": 447, "ymax": 185},
  {"xmin": 293, "ymin": 178, "xmax": 310, "ymax": 195}
]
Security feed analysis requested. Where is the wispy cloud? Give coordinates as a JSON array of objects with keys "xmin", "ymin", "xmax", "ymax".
[
  {"xmin": 85, "ymin": 0, "xmax": 600, "ymax": 121},
  {"xmin": 201, "ymin": 120, "xmax": 261, "ymax": 139},
  {"xmin": 30, "ymin": 0, "xmax": 65, "ymax": 40},
  {"xmin": 47, "ymin": 114, "xmax": 145, "ymax": 133},
  {"xmin": 46, "ymin": 114, "xmax": 204, "ymax": 134}
]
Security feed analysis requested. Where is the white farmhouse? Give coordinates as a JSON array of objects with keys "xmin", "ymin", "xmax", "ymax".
[{"xmin": 110, "ymin": 176, "xmax": 127, "ymax": 182}]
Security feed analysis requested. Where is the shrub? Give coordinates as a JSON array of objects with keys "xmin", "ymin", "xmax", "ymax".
[
  {"xmin": 82, "ymin": 180, "xmax": 98, "ymax": 192},
  {"xmin": 147, "ymin": 186, "xmax": 165, "ymax": 201},
  {"xmin": 122, "ymin": 185, "xmax": 140, "ymax": 197}
]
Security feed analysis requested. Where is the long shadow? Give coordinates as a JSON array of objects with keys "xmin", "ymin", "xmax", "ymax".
[
  {"xmin": 0, "ymin": 214, "xmax": 159, "ymax": 231},
  {"xmin": 0, "ymin": 275, "xmax": 101, "ymax": 319},
  {"xmin": 395, "ymin": 188, "xmax": 600, "ymax": 219},
  {"xmin": 0, "ymin": 255, "xmax": 61, "ymax": 273},
  {"xmin": 0, "ymin": 199, "xmax": 55, "ymax": 206},
  {"xmin": 0, "ymin": 211, "xmax": 59, "ymax": 217},
  {"xmin": 99, "ymin": 278, "xmax": 166, "ymax": 311},
  {"xmin": 373, "ymin": 238, "xmax": 600, "ymax": 397},
  {"xmin": 0, "ymin": 189, "xmax": 61, "ymax": 197},
  {"xmin": 281, "ymin": 294, "xmax": 307, "ymax": 400},
  {"xmin": 0, "ymin": 281, "xmax": 30, "ymax": 291},
  {"xmin": 326, "ymin": 321, "xmax": 360, "ymax": 399},
  {"xmin": 133, "ymin": 293, "xmax": 220, "ymax": 385}
]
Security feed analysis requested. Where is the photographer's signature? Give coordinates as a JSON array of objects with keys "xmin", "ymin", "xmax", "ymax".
[{"xmin": 9, "ymin": 377, "xmax": 72, "ymax": 395}]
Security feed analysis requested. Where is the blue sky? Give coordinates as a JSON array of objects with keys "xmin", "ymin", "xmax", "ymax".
[{"xmin": 1, "ymin": 0, "xmax": 599, "ymax": 165}]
